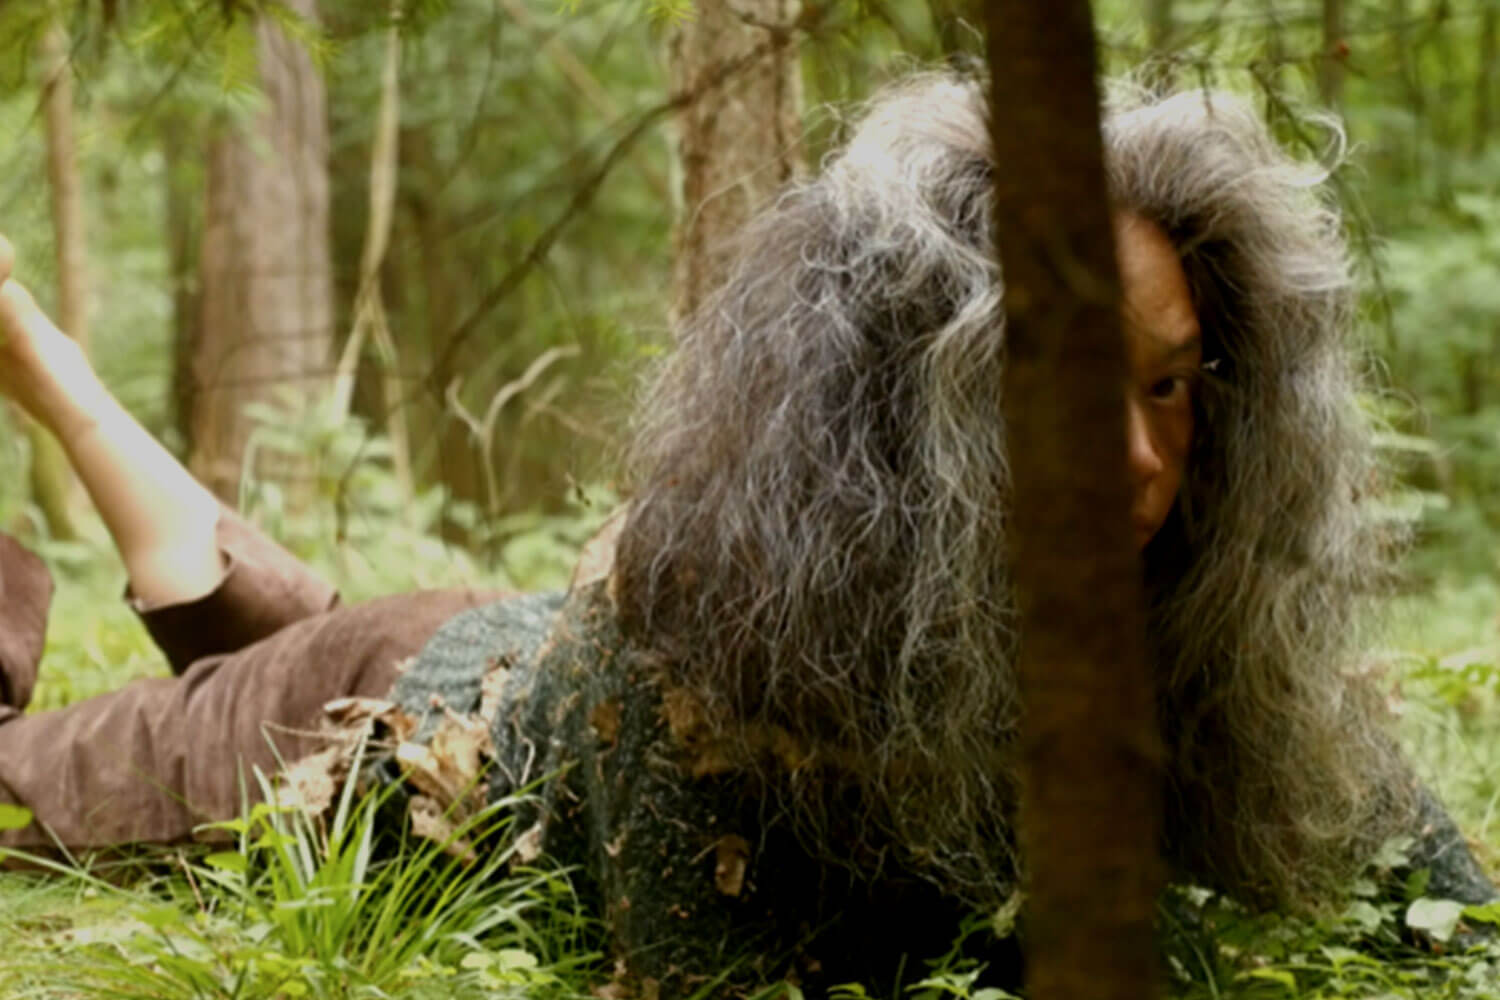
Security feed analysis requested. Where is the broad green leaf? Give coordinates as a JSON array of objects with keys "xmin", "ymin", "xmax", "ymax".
[
  {"xmin": 494, "ymin": 948, "xmax": 540, "ymax": 971},
  {"xmin": 1237, "ymin": 967, "xmax": 1296, "ymax": 991},
  {"xmin": 0, "ymin": 803, "xmax": 32, "ymax": 830},
  {"xmin": 205, "ymin": 851, "xmax": 249, "ymax": 873},
  {"xmin": 1406, "ymin": 897, "xmax": 1466, "ymax": 942},
  {"xmin": 1464, "ymin": 900, "xmax": 1500, "ymax": 925}
]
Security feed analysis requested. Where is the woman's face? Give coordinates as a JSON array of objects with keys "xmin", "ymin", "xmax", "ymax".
[{"xmin": 1113, "ymin": 213, "xmax": 1202, "ymax": 550}]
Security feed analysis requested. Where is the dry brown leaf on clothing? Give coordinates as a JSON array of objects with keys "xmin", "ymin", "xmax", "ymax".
[
  {"xmin": 713, "ymin": 833, "xmax": 751, "ymax": 897},
  {"xmin": 394, "ymin": 710, "xmax": 494, "ymax": 814},
  {"xmin": 408, "ymin": 795, "xmax": 477, "ymax": 863},
  {"xmin": 590, "ymin": 697, "xmax": 622, "ymax": 747},
  {"xmin": 274, "ymin": 746, "xmax": 346, "ymax": 818}
]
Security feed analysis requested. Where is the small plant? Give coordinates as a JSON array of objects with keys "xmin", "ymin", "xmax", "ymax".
[{"xmin": 4, "ymin": 754, "xmax": 602, "ymax": 999}]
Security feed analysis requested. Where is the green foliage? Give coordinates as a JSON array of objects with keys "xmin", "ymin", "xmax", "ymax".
[
  {"xmin": 0, "ymin": 760, "xmax": 602, "ymax": 999},
  {"xmin": 234, "ymin": 390, "xmax": 614, "ymax": 597},
  {"xmin": 1155, "ymin": 871, "xmax": 1500, "ymax": 1000}
]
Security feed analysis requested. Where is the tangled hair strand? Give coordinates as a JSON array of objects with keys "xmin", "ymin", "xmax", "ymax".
[{"xmin": 615, "ymin": 73, "xmax": 1412, "ymax": 906}]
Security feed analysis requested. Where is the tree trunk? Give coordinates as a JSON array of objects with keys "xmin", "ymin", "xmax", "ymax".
[
  {"xmin": 43, "ymin": 25, "xmax": 87, "ymax": 353},
  {"xmin": 983, "ymin": 2, "xmax": 1163, "ymax": 999},
  {"xmin": 397, "ymin": 127, "xmax": 485, "ymax": 531},
  {"xmin": 190, "ymin": 0, "xmax": 333, "ymax": 502},
  {"xmin": 667, "ymin": 0, "xmax": 804, "ymax": 322},
  {"xmin": 1320, "ymin": 0, "xmax": 1345, "ymax": 107},
  {"xmin": 161, "ymin": 112, "xmax": 203, "ymax": 452},
  {"xmin": 32, "ymin": 21, "xmax": 87, "ymax": 541},
  {"xmin": 331, "ymin": 7, "xmax": 412, "ymax": 506},
  {"xmin": 1147, "ymin": 0, "xmax": 1172, "ymax": 53},
  {"xmin": 1474, "ymin": 3, "xmax": 1497, "ymax": 155},
  {"xmin": 1143, "ymin": 0, "xmax": 1175, "ymax": 90}
]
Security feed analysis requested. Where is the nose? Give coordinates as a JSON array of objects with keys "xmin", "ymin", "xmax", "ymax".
[{"xmin": 1126, "ymin": 397, "xmax": 1164, "ymax": 485}]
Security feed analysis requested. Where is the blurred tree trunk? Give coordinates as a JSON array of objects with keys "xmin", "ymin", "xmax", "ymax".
[
  {"xmin": 330, "ymin": 9, "xmax": 412, "ymax": 504},
  {"xmin": 667, "ymin": 0, "xmax": 804, "ymax": 322},
  {"xmin": 1320, "ymin": 0, "xmax": 1345, "ymax": 106},
  {"xmin": 1474, "ymin": 3, "xmax": 1497, "ymax": 155},
  {"xmin": 397, "ymin": 127, "xmax": 484, "ymax": 528},
  {"xmin": 1390, "ymin": 0, "xmax": 1424, "ymax": 113},
  {"xmin": 31, "ymin": 21, "xmax": 87, "ymax": 541},
  {"xmin": 1145, "ymin": 0, "xmax": 1173, "ymax": 88},
  {"xmin": 43, "ymin": 25, "xmax": 87, "ymax": 355},
  {"xmin": 161, "ymin": 113, "xmax": 202, "ymax": 452},
  {"xmin": 1147, "ymin": 0, "xmax": 1171, "ymax": 51},
  {"xmin": 190, "ymin": 0, "xmax": 333, "ymax": 502},
  {"xmin": 983, "ymin": 1, "xmax": 1163, "ymax": 998},
  {"xmin": 927, "ymin": 0, "xmax": 972, "ymax": 62}
]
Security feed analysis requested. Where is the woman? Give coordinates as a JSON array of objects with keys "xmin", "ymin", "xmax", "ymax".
[{"xmin": 1, "ymin": 72, "xmax": 1492, "ymax": 996}]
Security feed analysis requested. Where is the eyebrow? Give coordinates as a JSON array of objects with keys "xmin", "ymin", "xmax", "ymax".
[
  {"xmin": 1160, "ymin": 333, "xmax": 1203, "ymax": 361},
  {"xmin": 1126, "ymin": 318, "xmax": 1202, "ymax": 359}
]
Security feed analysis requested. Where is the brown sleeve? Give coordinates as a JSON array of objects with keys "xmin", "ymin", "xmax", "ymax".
[
  {"xmin": 0, "ymin": 533, "xmax": 53, "ymax": 715},
  {"xmin": 132, "ymin": 507, "xmax": 339, "ymax": 675}
]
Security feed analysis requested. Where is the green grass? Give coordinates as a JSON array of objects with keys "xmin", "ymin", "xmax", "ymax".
[{"xmin": 0, "ymin": 769, "xmax": 604, "ymax": 999}]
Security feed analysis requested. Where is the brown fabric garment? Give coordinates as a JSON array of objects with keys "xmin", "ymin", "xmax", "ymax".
[
  {"xmin": 0, "ymin": 514, "xmax": 498, "ymax": 852},
  {"xmin": 0, "ymin": 533, "xmax": 53, "ymax": 725},
  {"xmin": 130, "ymin": 507, "xmax": 342, "ymax": 676}
]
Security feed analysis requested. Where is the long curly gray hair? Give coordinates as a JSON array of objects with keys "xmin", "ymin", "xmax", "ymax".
[{"xmin": 615, "ymin": 73, "xmax": 1411, "ymax": 906}]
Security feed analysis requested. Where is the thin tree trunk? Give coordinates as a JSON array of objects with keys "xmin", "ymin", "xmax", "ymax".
[
  {"xmin": 1147, "ymin": 0, "xmax": 1172, "ymax": 53},
  {"xmin": 32, "ymin": 21, "xmax": 87, "ymax": 541},
  {"xmin": 927, "ymin": 0, "xmax": 972, "ymax": 62},
  {"xmin": 667, "ymin": 0, "xmax": 804, "ymax": 322},
  {"xmin": 1474, "ymin": 3, "xmax": 1497, "ymax": 155},
  {"xmin": 1143, "ymin": 0, "xmax": 1175, "ymax": 89},
  {"xmin": 1391, "ymin": 0, "xmax": 1424, "ymax": 113},
  {"xmin": 43, "ymin": 25, "xmax": 87, "ymax": 352},
  {"xmin": 190, "ymin": 0, "xmax": 333, "ymax": 502},
  {"xmin": 983, "ymin": 2, "xmax": 1163, "ymax": 998},
  {"xmin": 1320, "ymin": 0, "xmax": 1345, "ymax": 107},
  {"xmin": 161, "ymin": 113, "xmax": 202, "ymax": 452},
  {"xmin": 331, "ymin": 4, "xmax": 412, "ymax": 505}
]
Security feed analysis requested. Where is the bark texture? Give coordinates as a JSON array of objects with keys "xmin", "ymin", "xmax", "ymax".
[
  {"xmin": 161, "ymin": 113, "xmax": 203, "ymax": 451},
  {"xmin": 1320, "ymin": 0, "xmax": 1346, "ymax": 106},
  {"xmin": 30, "ymin": 20, "xmax": 87, "ymax": 541},
  {"xmin": 984, "ymin": 4, "xmax": 1164, "ymax": 999},
  {"xmin": 1145, "ymin": 0, "xmax": 1174, "ymax": 89},
  {"xmin": 1474, "ymin": 3, "xmax": 1497, "ymax": 155},
  {"xmin": 42, "ymin": 24, "xmax": 88, "ymax": 353},
  {"xmin": 667, "ymin": 0, "xmax": 804, "ymax": 321},
  {"xmin": 190, "ymin": 0, "xmax": 333, "ymax": 501}
]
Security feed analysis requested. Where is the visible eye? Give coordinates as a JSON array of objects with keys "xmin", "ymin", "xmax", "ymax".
[{"xmin": 1148, "ymin": 373, "xmax": 1195, "ymax": 403}]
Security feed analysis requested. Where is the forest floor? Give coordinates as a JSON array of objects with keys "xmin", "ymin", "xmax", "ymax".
[{"xmin": 4, "ymin": 537, "xmax": 1500, "ymax": 999}]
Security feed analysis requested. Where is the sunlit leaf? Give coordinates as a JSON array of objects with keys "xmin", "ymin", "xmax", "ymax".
[
  {"xmin": 0, "ymin": 804, "xmax": 32, "ymax": 831},
  {"xmin": 1407, "ymin": 897, "xmax": 1466, "ymax": 942}
]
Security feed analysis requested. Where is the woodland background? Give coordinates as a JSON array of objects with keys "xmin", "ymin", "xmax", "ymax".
[{"xmin": 5, "ymin": 1, "xmax": 1500, "ymax": 998}]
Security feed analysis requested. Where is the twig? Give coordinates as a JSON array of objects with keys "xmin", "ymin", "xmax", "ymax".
[
  {"xmin": 445, "ymin": 345, "xmax": 579, "ymax": 514},
  {"xmin": 426, "ymin": 3, "xmax": 827, "ymax": 390}
]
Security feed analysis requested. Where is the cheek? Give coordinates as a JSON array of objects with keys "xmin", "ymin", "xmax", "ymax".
[{"xmin": 1159, "ymin": 408, "xmax": 1195, "ymax": 482}]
